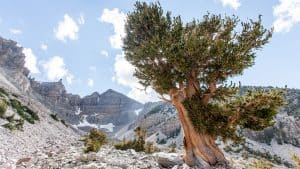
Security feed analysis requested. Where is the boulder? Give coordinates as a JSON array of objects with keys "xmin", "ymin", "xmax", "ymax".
[{"xmin": 154, "ymin": 152, "xmax": 183, "ymax": 168}]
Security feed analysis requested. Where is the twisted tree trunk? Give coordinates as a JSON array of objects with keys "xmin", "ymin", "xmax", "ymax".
[{"xmin": 173, "ymin": 100, "xmax": 228, "ymax": 167}]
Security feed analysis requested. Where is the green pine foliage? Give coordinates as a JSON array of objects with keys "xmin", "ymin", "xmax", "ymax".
[
  {"xmin": 183, "ymin": 88, "xmax": 285, "ymax": 142},
  {"xmin": 124, "ymin": 2, "xmax": 284, "ymax": 143},
  {"xmin": 83, "ymin": 128, "xmax": 107, "ymax": 153}
]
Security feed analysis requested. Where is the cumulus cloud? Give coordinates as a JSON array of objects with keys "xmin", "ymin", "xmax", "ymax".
[
  {"xmin": 40, "ymin": 43, "xmax": 48, "ymax": 51},
  {"xmin": 87, "ymin": 78, "xmax": 94, "ymax": 87},
  {"xmin": 78, "ymin": 13, "xmax": 85, "ymax": 25},
  {"xmin": 99, "ymin": 8, "xmax": 126, "ymax": 49},
  {"xmin": 54, "ymin": 14, "xmax": 79, "ymax": 42},
  {"xmin": 9, "ymin": 28, "xmax": 22, "ymax": 35},
  {"xmin": 113, "ymin": 53, "xmax": 159, "ymax": 103},
  {"xmin": 43, "ymin": 56, "xmax": 74, "ymax": 84},
  {"xmin": 273, "ymin": 0, "xmax": 300, "ymax": 33},
  {"xmin": 219, "ymin": 0, "xmax": 241, "ymax": 10},
  {"xmin": 23, "ymin": 48, "xmax": 39, "ymax": 74},
  {"xmin": 100, "ymin": 50, "xmax": 109, "ymax": 57}
]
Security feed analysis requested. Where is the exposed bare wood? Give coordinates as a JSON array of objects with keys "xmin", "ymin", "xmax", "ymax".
[{"xmin": 172, "ymin": 99, "xmax": 228, "ymax": 166}]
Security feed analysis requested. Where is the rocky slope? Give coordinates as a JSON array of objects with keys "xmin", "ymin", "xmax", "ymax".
[{"xmin": 0, "ymin": 36, "xmax": 79, "ymax": 168}]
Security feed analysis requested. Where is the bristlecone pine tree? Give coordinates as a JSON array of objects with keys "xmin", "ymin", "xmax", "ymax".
[{"xmin": 123, "ymin": 2, "xmax": 285, "ymax": 167}]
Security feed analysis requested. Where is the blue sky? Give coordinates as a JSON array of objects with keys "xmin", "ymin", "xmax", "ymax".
[{"xmin": 0, "ymin": 0, "xmax": 299, "ymax": 103}]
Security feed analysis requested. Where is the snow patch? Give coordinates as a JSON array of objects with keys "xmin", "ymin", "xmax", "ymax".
[
  {"xmin": 134, "ymin": 108, "xmax": 142, "ymax": 115},
  {"xmin": 100, "ymin": 123, "xmax": 115, "ymax": 132},
  {"xmin": 75, "ymin": 106, "xmax": 82, "ymax": 115},
  {"xmin": 77, "ymin": 115, "xmax": 99, "ymax": 128},
  {"xmin": 76, "ymin": 115, "xmax": 115, "ymax": 132}
]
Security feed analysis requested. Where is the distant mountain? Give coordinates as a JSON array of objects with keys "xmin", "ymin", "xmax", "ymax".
[{"xmin": 31, "ymin": 80, "xmax": 143, "ymax": 133}]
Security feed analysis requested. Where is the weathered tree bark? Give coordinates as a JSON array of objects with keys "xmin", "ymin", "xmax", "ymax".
[{"xmin": 173, "ymin": 100, "xmax": 228, "ymax": 168}]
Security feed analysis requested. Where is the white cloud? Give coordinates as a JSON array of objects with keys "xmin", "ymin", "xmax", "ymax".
[
  {"xmin": 113, "ymin": 53, "xmax": 159, "ymax": 103},
  {"xmin": 43, "ymin": 56, "xmax": 74, "ymax": 84},
  {"xmin": 87, "ymin": 78, "xmax": 94, "ymax": 87},
  {"xmin": 100, "ymin": 50, "xmax": 109, "ymax": 57},
  {"xmin": 9, "ymin": 28, "xmax": 22, "ymax": 35},
  {"xmin": 99, "ymin": 8, "xmax": 126, "ymax": 49},
  {"xmin": 113, "ymin": 53, "xmax": 137, "ymax": 87},
  {"xmin": 219, "ymin": 0, "xmax": 241, "ymax": 10},
  {"xmin": 54, "ymin": 14, "xmax": 79, "ymax": 42},
  {"xmin": 23, "ymin": 48, "xmax": 39, "ymax": 74},
  {"xmin": 78, "ymin": 13, "xmax": 85, "ymax": 25},
  {"xmin": 40, "ymin": 43, "xmax": 48, "ymax": 51},
  {"xmin": 273, "ymin": 0, "xmax": 300, "ymax": 33}
]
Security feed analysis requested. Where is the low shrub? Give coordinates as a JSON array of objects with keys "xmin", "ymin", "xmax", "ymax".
[
  {"xmin": 2, "ymin": 118, "xmax": 24, "ymax": 131},
  {"xmin": 292, "ymin": 153, "xmax": 300, "ymax": 168},
  {"xmin": 168, "ymin": 142, "xmax": 177, "ymax": 153},
  {"xmin": 145, "ymin": 142, "xmax": 159, "ymax": 154},
  {"xmin": 114, "ymin": 127, "xmax": 147, "ymax": 152},
  {"xmin": 10, "ymin": 99, "xmax": 39, "ymax": 124},
  {"xmin": 2, "ymin": 122, "xmax": 15, "ymax": 130},
  {"xmin": 246, "ymin": 159, "xmax": 273, "ymax": 169},
  {"xmin": 83, "ymin": 128, "xmax": 107, "ymax": 153},
  {"xmin": 0, "ymin": 88, "xmax": 9, "ymax": 97},
  {"xmin": 50, "ymin": 114, "xmax": 59, "ymax": 121},
  {"xmin": 0, "ymin": 99, "xmax": 7, "ymax": 117},
  {"xmin": 60, "ymin": 119, "xmax": 67, "ymax": 127}
]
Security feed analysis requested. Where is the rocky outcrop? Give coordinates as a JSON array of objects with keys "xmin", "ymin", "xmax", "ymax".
[
  {"xmin": 244, "ymin": 113, "xmax": 300, "ymax": 147},
  {"xmin": 0, "ymin": 37, "xmax": 31, "ymax": 92},
  {"xmin": 115, "ymin": 102, "xmax": 182, "ymax": 146}
]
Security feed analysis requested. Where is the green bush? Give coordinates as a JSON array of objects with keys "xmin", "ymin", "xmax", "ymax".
[
  {"xmin": 0, "ymin": 99, "xmax": 7, "ymax": 118},
  {"xmin": 0, "ymin": 88, "xmax": 9, "ymax": 97},
  {"xmin": 168, "ymin": 142, "xmax": 177, "ymax": 153},
  {"xmin": 2, "ymin": 118, "xmax": 25, "ymax": 131},
  {"xmin": 10, "ymin": 99, "xmax": 39, "ymax": 124},
  {"xmin": 114, "ymin": 138, "xmax": 146, "ymax": 152},
  {"xmin": 83, "ymin": 128, "xmax": 107, "ymax": 153},
  {"xmin": 292, "ymin": 153, "xmax": 300, "ymax": 168},
  {"xmin": 246, "ymin": 159, "xmax": 273, "ymax": 169},
  {"xmin": 50, "ymin": 114, "xmax": 59, "ymax": 121},
  {"xmin": 145, "ymin": 142, "xmax": 158, "ymax": 154},
  {"xmin": 114, "ymin": 127, "xmax": 146, "ymax": 152},
  {"xmin": 60, "ymin": 119, "xmax": 67, "ymax": 127},
  {"xmin": 2, "ymin": 122, "xmax": 15, "ymax": 130},
  {"xmin": 15, "ymin": 119, "xmax": 24, "ymax": 130}
]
